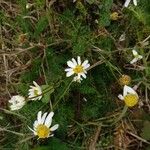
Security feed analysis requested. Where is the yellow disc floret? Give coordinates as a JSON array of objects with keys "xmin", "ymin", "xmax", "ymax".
[
  {"xmin": 73, "ymin": 65, "xmax": 84, "ymax": 74},
  {"xmin": 118, "ymin": 75, "xmax": 131, "ymax": 86},
  {"xmin": 36, "ymin": 124, "xmax": 50, "ymax": 138},
  {"xmin": 34, "ymin": 89, "xmax": 39, "ymax": 96},
  {"xmin": 124, "ymin": 94, "xmax": 138, "ymax": 107},
  {"xmin": 110, "ymin": 12, "xmax": 120, "ymax": 21}
]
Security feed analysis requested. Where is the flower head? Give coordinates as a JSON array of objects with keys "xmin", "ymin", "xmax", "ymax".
[
  {"xmin": 110, "ymin": 12, "xmax": 120, "ymax": 21},
  {"xmin": 130, "ymin": 49, "xmax": 143, "ymax": 64},
  {"xmin": 118, "ymin": 75, "xmax": 131, "ymax": 86},
  {"xmin": 29, "ymin": 111, "xmax": 59, "ymax": 139},
  {"xmin": 28, "ymin": 81, "xmax": 42, "ymax": 101},
  {"xmin": 124, "ymin": 0, "xmax": 137, "ymax": 7},
  {"xmin": 9, "ymin": 95, "xmax": 26, "ymax": 111},
  {"xmin": 65, "ymin": 56, "xmax": 90, "ymax": 82},
  {"xmin": 118, "ymin": 85, "xmax": 139, "ymax": 107}
]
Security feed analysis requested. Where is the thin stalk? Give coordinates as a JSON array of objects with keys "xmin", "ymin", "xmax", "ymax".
[{"xmin": 113, "ymin": 105, "xmax": 128, "ymax": 124}]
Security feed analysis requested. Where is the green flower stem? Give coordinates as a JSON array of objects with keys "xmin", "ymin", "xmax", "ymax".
[
  {"xmin": 0, "ymin": 108, "xmax": 27, "ymax": 120},
  {"xmin": 87, "ymin": 60, "xmax": 104, "ymax": 71},
  {"xmin": 53, "ymin": 80, "xmax": 73, "ymax": 110},
  {"xmin": 113, "ymin": 105, "xmax": 128, "ymax": 124},
  {"xmin": 0, "ymin": 127, "xmax": 24, "ymax": 136}
]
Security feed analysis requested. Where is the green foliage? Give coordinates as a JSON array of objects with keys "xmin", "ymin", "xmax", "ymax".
[
  {"xmin": 86, "ymin": 0, "xmax": 96, "ymax": 5},
  {"xmin": 33, "ymin": 138, "xmax": 69, "ymax": 150},
  {"xmin": 20, "ymin": 101, "xmax": 46, "ymax": 124},
  {"xmin": 76, "ymin": 2, "xmax": 87, "ymax": 16},
  {"xmin": 21, "ymin": 58, "xmax": 42, "ymax": 83},
  {"xmin": 141, "ymin": 121, "xmax": 150, "ymax": 140},
  {"xmin": 55, "ymin": 104, "xmax": 74, "ymax": 138},
  {"xmin": 33, "ymin": 17, "xmax": 48, "ymax": 40},
  {"xmin": 59, "ymin": 9, "xmax": 94, "ymax": 56},
  {"xmin": 98, "ymin": 0, "xmax": 113, "ymax": 27},
  {"xmin": 16, "ymin": 83, "xmax": 29, "ymax": 96},
  {"xmin": 41, "ymin": 85, "xmax": 54, "ymax": 103},
  {"xmin": 146, "ymin": 146, "xmax": 150, "ymax": 150}
]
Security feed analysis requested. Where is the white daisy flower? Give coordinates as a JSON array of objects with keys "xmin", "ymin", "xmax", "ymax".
[
  {"xmin": 65, "ymin": 56, "xmax": 90, "ymax": 82},
  {"xmin": 28, "ymin": 111, "xmax": 59, "ymax": 139},
  {"xmin": 124, "ymin": 0, "xmax": 137, "ymax": 7},
  {"xmin": 9, "ymin": 95, "xmax": 26, "ymax": 111},
  {"xmin": 28, "ymin": 81, "xmax": 42, "ymax": 101},
  {"xmin": 118, "ymin": 85, "xmax": 139, "ymax": 107},
  {"xmin": 130, "ymin": 49, "xmax": 143, "ymax": 64}
]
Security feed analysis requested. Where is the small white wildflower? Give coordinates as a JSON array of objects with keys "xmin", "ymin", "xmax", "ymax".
[
  {"xmin": 28, "ymin": 111, "xmax": 59, "ymax": 139},
  {"xmin": 9, "ymin": 95, "xmax": 26, "ymax": 111},
  {"xmin": 73, "ymin": 76, "xmax": 83, "ymax": 83},
  {"xmin": 119, "ymin": 33, "xmax": 126, "ymax": 41},
  {"xmin": 118, "ymin": 85, "xmax": 139, "ymax": 107},
  {"xmin": 28, "ymin": 81, "xmax": 42, "ymax": 101},
  {"xmin": 124, "ymin": 0, "xmax": 137, "ymax": 7},
  {"xmin": 83, "ymin": 97, "xmax": 87, "ymax": 102},
  {"xmin": 130, "ymin": 49, "xmax": 143, "ymax": 64},
  {"xmin": 26, "ymin": 3, "xmax": 33, "ymax": 9},
  {"xmin": 65, "ymin": 56, "xmax": 90, "ymax": 83}
]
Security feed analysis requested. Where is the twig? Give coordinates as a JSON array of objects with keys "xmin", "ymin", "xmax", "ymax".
[
  {"xmin": 87, "ymin": 60, "xmax": 104, "ymax": 71},
  {"xmin": 127, "ymin": 131, "xmax": 150, "ymax": 145},
  {"xmin": 88, "ymin": 126, "xmax": 101, "ymax": 150}
]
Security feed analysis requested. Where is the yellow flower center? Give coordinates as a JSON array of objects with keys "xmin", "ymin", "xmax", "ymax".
[
  {"xmin": 118, "ymin": 75, "xmax": 131, "ymax": 86},
  {"xmin": 124, "ymin": 94, "xmax": 138, "ymax": 107},
  {"xmin": 34, "ymin": 89, "xmax": 39, "ymax": 96},
  {"xmin": 36, "ymin": 124, "xmax": 50, "ymax": 138},
  {"xmin": 73, "ymin": 65, "xmax": 84, "ymax": 74},
  {"xmin": 110, "ymin": 12, "xmax": 119, "ymax": 21}
]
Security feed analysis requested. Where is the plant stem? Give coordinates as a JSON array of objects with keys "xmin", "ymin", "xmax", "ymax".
[{"xmin": 113, "ymin": 105, "xmax": 128, "ymax": 124}]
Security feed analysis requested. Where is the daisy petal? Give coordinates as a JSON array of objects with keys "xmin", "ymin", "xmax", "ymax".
[
  {"xmin": 138, "ymin": 55, "xmax": 143, "ymax": 59},
  {"xmin": 67, "ymin": 61, "xmax": 76, "ymax": 68},
  {"xmin": 82, "ymin": 60, "xmax": 88, "ymax": 67},
  {"xmin": 81, "ymin": 73, "xmax": 86, "ymax": 79},
  {"xmin": 33, "ymin": 120, "xmax": 38, "ymax": 128},
  {"xmin": 28, "ymin": 126, "xmax": 35, "ymax": 132},
  {"xmin": 77, "ymin": 56, "xmax": 81, "ymax": 65},
  {"xmin": 33, "ymin": 81, "xmax": 39, "ymax": 87},
  {"xmin": 77, "ymin": 74, "xmax": 81, "ymax": 79},
  {"xmin": 133, "ymin": 0, "xmax": 137, "ymax": 6},
  {"xmin": 124, "ymin": 0, "xmax": 131, "ymax": 7},
  {"xmin": 28, "ymin": 126, "xmax": 37, "ymax": 135},
  {"xmin": 45, "ymin": 112, "xmax": 54, "ymax": 127},
  {"xmin": 123, "ymin": 85, "xmax": 137, "ymax": 97},
  {"xmin": 49, "ymin": 134, "xmax": 54, "ymax": 137},
  {"xmin": 72, "ymin": 58, "xmax": 77, "ymax": 66},
  {"xmin": 65, "ymin": 68, "xmax": 73, "ymax": 72},
  {"xmin": 84, "ymin": 63, "xmax": 90, "ymax": 69},
  {"xmin": 118, "ymin": 94, "xmax": 124, "ymax": 100},
  {"xmin": 132, "ymin": 49, "xmax": 138, "ymax": 56},
  {"xmin": 37, "ymin": 111, "xmax": 42, "ymax": 124},
  {"xmin": 41, "ymin": 112, "xmax": 48, "ymax": 124},
  {"xmin": 66, "ymin": 71, "xmax": 74, "ymax": 77},
  {"xmin": 50, "ymin": 124, "xmax": 59, "ymax": 131},
  {"xmin": 130, "ymin": 58, "xmax": 138, "ymax": 64}
]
